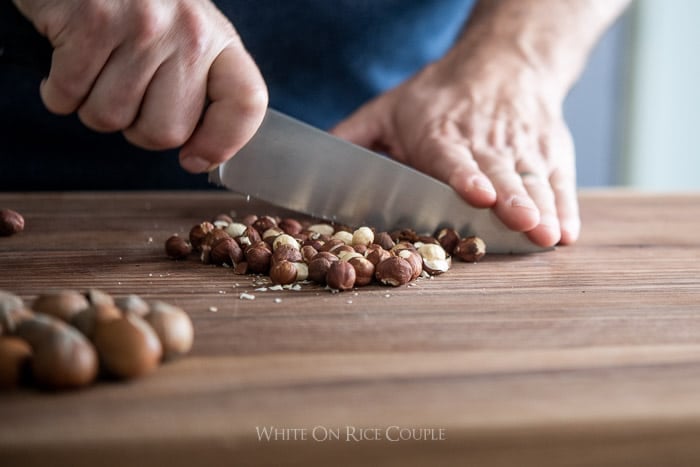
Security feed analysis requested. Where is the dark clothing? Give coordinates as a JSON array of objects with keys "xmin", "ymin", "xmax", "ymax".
[{"xmin": 0, "ymin": 0, "xmax": 474, "ymax": 190}]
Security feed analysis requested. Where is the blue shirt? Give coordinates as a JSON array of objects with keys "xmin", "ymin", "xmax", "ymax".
[{"xmin": 0, "ymin": 0, "xmax": 475, "ymax": 189}]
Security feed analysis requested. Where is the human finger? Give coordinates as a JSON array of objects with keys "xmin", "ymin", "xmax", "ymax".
[{"xmin": 178, "ymin": 44, "xmax": 268, "ymax": 173}]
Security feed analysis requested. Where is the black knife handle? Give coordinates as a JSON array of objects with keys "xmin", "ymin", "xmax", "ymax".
[{"xmin": 0, "ymin": 1, "xmax": 52, "ymax": 76}]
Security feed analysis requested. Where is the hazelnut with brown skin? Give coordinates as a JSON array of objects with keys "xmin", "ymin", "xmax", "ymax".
[
  {"xmin": 245, "ymin": 241, "xmax": 272, "ymax": 274},
  {"xmin": 0, "ymin": 208, "xmax": 25, "ymax": 236},
  {"xmin": 454, "ymin": 236, "xmax": 486, "ymax": 262},
  {"xmin": 144, "ymin": 301, "xmax": 193, "ymax": 361},
  {"xmin": 0, "ymin": 336, "xmax": 32, "ymax": 389},
  {"xmin": 32, "ymin": 290, "xmax": 90, "ymax": 322},
  {"xmin": 348, "ymin": 256, "xmax": 375, "ymax": 286},
  {"xmin": 326, "ymin": 261, "xmax": 356, "ymax": 291},
  {"xmin": 93, "ymin": 313, "xmax": 162, "ymax": 380},
  {"xmin": 189, "ymin": 221, "xmax": 215, "ymax": 251},
  {"xmin": 300, "ymin": 245, "xmax": 318, "ymax": 263},
  {"xmin": 397, "ymin": 249, "xmax": 423, "ymax": 280},
  {"xmin": 279, "ymin": 218, "xmax": 303, "ymax": 236},
  {"xmin": 365, "ymin": 245, "xmax": 392, "ymax": 266},
  {"xmin": 307, "ymin": 256, "xmax": 334, "ymax": 284},
  {"xmin": 165, "ymin": 235, "xmax": 192, "ymax": 259},
  {"xmin": 210, "ymin": 237, "xmax": 243, "ymax": 266},
  {"xmin": 252, "ymin": 215, "xmax": 277, "ymax": 235},
  {"xmin": 374, "ymin": 232, "xmax": 395, "ymax": 250},
  {"xmin": 16, "ymin": 313, "xmax": 98, "ymax": 389},
  {"xmin": 272, "ymin": 244, "xmax": 303, "ymax": 265},
  {"xmin": 70, "ymin": 304, "xmax": 122, "ymax": 340},
  {"xmin": 236, "ymin": 225, "xmax": 262, "ymax": 248},
  {"xmin": 114, "ymin": 294, "xmax": 150, "ymax": 317},
  {"xmin": 269, "ymin": 260, "xmax": 298, "ymax": 285},
  {"xmin": 435, "ymin": 228, "xmax": 460, "ymax": 254},
  {"xmin": 375, "ymin": 256, "xmax": 413, "ymax": 287}
]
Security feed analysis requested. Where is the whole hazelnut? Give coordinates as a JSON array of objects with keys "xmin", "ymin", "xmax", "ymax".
[
  {"xmin": 308, "ymin": 223, "xmax": 335, "ymax": 237},
  {"xmin": 236, "ymin": 225, "xmax": 262, "ymax": 248},
  {"xmin": 84, "ymin": 288, "xmax": 115, "ymax": 307},
  {"xmin": 93, "ymin": 313, "xmax": 162, "ymax": 379},
  {"xmin": 391, "ymin": 228, "xmax": 419, "ymax": 243},
  {"xmin": 189, "ymin": 222, "xmax": 215, "ymax": 251},
  {"xmin": 312, "ymin": 251, "xmax": 339, "ymax": 263},
  {"xmin": 397, "ymin": 249, "xmax": 423, "ymax": 280},
  {"xmin": 351, "ymin": 226, "xmax": 374, "ymax": 246},
  {"xmin": 375, "ymin": 256, "xmax": 413, "ymax": 287},
  {"xmin": 435, "ymin": 228, "xmax": 460, "ymax": 254},
  {"xmin": 225, "ymin": 222, "xmax": 247, "ymax": 238},
  {"xmin": 332, "ymin": 230, "xmax": 354, "ymax": 246},
  {"xmin": 245, "ymin": 242, "xmax": 272, "ymax": 274},
  {"xmin": 332, "ymin": 244, "xmax": 355, "ymax": 257},
  {"xmin": 252, "ymin": 215, "xmax": 278, "ymax": 234},
  {"xmin": 32, "ymin": 290, "xmax": 90, "ymax": 322},
  {"xmin": 272, "ymin": 244, "xmax": 303, "ymax": 265},
  {"xmin": 0, "ymin": 336, "xmax": 32, "ymax": 389},
  {"xmin": 348, "ymin": 256, "xmax": 375, "ymax": 286},
  {"xmin": 212, "ymin": 213, "xmax": 234, "ymax": 225},
  {"xmin": 165, "ymin": 235, "xmax": 192, "ymax": 260},
  {"xmin": 210, "ymin": 237, "xmax": 243, "ymax": 266},
  {"xmin": 115, "ymin": 294, "xmax": 150, "ymax": 317},
  {"xmin": 320, "ymin": 238, "xmax": 345, "ymax": 253},
  {"xmin": 0, "ymin": 290, "xmax": 33, "ymax": 335},
  {"xmin": 454, "ymin": 236, "xmax": 486, "ymax": 262},
  {"xmin": 16, "ymin": 314, "xmax": 98, "ymax": 389},
  {"xmin": 365, "ymin": 245, "xmax": 392, "ymax": 266},
  {"xmin": 233, "ymin": 262, "xmax": 249, "ymax": 275},
  {"xmin": 144, "ymin": 301, "xmax": 194, "ymax": 361},
  {"xmin": 307, "ymin": 257, "xmax": 333, "ymax": 284},
  {"xmin": 279, "ymin": 218, "xmax": 303, "ymax": 236},
  {"xmin": 0, "ymin": 209, "xmax": 25, "ymax": 236},
  {"xmin": 241, "ymin": 214, "xmax": 258, "ymax": 226},
  {"xmin": 272, "ymin": 234, "xmax": 300, "ymax": 251},
  {"xmin": 374, "ymin": 232, "xmax": 395, "ymax": 250},
  {"xmin": 262, "ymin": 227, "xmax": 284, "ymax": 248},
  {"xmin": 326, "ymin": 261, "xmax": 356, "ymax": 291},
  {"xmin": 300, "ymin": 245, "xmax": 318, "ymax": 263},
  {"xmin": 70, "ymin": 304, "xmax": 122, "ymax": 339},
  {"xmin": 338, "ymin": 250, "xmax": 363, "ymax": 262},
  {"xmin": 302, "ymin": 238, "xmax": 324, "ymax": 251},
  {"xmin": 269, "ymin": 260, "xmax": 298, "ymax": 285}
]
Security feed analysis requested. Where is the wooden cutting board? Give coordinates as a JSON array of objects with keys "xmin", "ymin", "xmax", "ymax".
[{"xmin": 1, "ymin": 190, "xmax": 700, "ymax": 466}]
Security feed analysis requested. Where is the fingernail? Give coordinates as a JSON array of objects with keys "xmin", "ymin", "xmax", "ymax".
[
  {"xmin": 472, "ymin": 176, "xmax": 496, "ymax": 195},
  {"xmin": 180, "ymin": 156, "xmax": 213, "ymax": 174},
  {"xmin": 510, "ymin": 195, "xmax": 537, "ymax": 211}
]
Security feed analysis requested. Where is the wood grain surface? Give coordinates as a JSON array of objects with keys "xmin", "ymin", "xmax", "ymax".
[{"xmin": 1, "ymin": 190, "xmax": 700, "ymax": 466}]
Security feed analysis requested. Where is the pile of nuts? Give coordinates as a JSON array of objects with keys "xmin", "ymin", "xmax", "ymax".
[
  {"xmin": 0, "ymin": 289, "xmax": 193, "ymax": 391},
  {"xmin": 0, "ymin": 208, "xmax": 24, "ymax": 237},
  {"xmin": 165, "ymin": 214, "xmax": 486, "ymax": 291}
]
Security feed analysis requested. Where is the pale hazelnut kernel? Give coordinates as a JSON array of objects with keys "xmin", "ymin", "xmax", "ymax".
[
  {"xmin": 332, "ymin": 230, "xmax": 354, "ymax": 245},
  {"xmin": 418, "ymin": 243, "xmax": 451, "ymax": 275},
  {"xmin": 326, "ymin": 261, "xmax": 356, "ymax": 291},
  {"xmin": 351, "ymin": 226, "xmax": 374, "ymax": 246},
  {"xmin": 417, "ymin": 243, "xmax": 447, "ymax": 261},
  {"xmin": 225, "ymin": 222, "xmax": 247, "ymax": 238},
  {"xmin": 273, "ymin": 234, "xmax": 300, "ymax": 251},
  {"xmin": 294, "ymin": 262, "xmax": 309, "ymax": 281},
  {"xmin": 308, "ymin": 223, "xmax": 335, "ymax": 236},
  {"xmin": 338, "ymin": 251, "xmax": 363, "ymax": 262},
  {"xmin": 300, "ymin": 245, "xmax": 318, "ymax": 264},
  {"xmin": 262, "ymin": 227, "xmax": 284, "ymax": 241}
]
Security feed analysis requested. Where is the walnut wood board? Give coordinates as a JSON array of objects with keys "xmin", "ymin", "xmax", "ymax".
[{"xmin": 1, "ymin": 190, "xmax": 700, "ymax": 466}]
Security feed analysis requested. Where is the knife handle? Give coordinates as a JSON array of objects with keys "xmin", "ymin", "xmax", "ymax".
[{"xmin": 0, "ymin": 2, "xmax": 52, "ymax": 76}]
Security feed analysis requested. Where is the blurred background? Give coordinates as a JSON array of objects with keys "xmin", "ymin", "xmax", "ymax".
[{"xmin": 566, "ymin": 0, "xmax": 700, "ymax": 190}]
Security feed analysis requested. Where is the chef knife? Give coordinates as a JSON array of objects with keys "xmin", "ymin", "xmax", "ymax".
[{"xmin": 210, "ymin": 110, "xmax": 548, "ymax": 254}]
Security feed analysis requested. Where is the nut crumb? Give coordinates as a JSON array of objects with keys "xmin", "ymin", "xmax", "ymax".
[
  {"xmin": 274, "ymin": 298, "xmax": 282, "ymax": 304},
  {"xmin": 239, "ymin": 293, "xmax": 256, "ymax": 300},
  {"xmin": 384, "ymin": 293, "xmax": 391, "ymax": 298},
  {"xmin": 254, "ymin": 287, "xmax": 268, "ymax": 292},
  {"xmin": 208, "ymin": 306, "xmax": 218, "ymax": 312},
  {"xmin": 268, "ymin": 285, "xmax": 284, "ymax": 291},
  {"xmin": 346, "ymin": 300, "xmax": 353, "ymax": 304}
]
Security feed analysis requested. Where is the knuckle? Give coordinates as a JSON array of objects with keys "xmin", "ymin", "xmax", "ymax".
[
  {"xmin": 126, "ymin": 124, "xmax": 191, "ymax": 151},
  {"xmin": 232, "ymin": 84, "xmax": 268, "ymax": 120},
  {"xmin": 78, "ymin": 107, "xmax": 130, "ymax": 133}
]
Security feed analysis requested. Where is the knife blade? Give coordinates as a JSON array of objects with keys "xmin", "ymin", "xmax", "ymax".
[{"xmin": 211, "ymin": 110, "xmax": 547, "ymax": 254}]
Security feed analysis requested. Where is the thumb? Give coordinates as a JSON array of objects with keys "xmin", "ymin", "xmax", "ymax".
[{"xmin": 329, "ymin": 99, "xmax": 386, "ymax": 149}]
